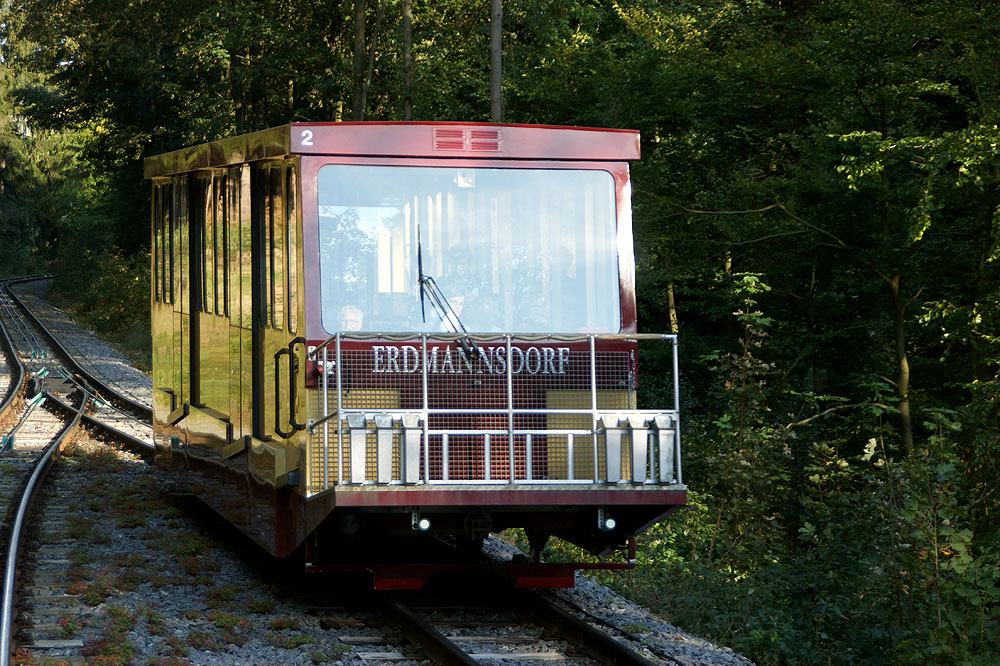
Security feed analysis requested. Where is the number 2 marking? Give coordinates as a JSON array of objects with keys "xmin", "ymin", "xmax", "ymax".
[{"xmin": 301, "ymin": 129, "xmax": 314, "ymax": 146}]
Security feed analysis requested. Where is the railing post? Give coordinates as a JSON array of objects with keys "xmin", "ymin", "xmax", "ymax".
[
  {"xmin": 590, "ymin": 336, "xmax": 599, "ymax": 482},
  {"xmin": 567, "ymin": 433, "xmax": 575, "ymax": 481},
  {"xmin": 506, "ymin": 335, "xmax": 514, "ymax": 483},
  {"xmin": 421, "ymin": 335, "xmax": 429, "ymax": 483},
  {"xmin": 484, "ymin": 433, "xmax": 492, "ymax": 481},
  {"xmin": 442, "ymin": 433, "xmax": 450, "ymax": 482},
  {"xmin": 321, "ymin": 346, "xmax": 330, "ymax": 490},
  {"xmin": 526, "ymin": 433, "xmax": 533, "ymax": 481},
  {"xmin": 335, "ymin": 333, "xmax": 344, "ymax": 485},
  {"xmin": 671, "ymin": 335, "xmax": 683, "ymax": 485}
]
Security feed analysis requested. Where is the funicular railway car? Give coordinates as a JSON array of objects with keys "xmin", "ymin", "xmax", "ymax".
[{"xmin": 145, "ymin": 122, "xmax": 685, "ymax": 588}]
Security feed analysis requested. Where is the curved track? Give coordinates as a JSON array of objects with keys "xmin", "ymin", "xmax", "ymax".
[
  {"xmin": 0, "ymin": 276, "xmax": 154, "ymax": 665},
  {"xmin": 0, "ymin": 276, "xmax": 745, "ymax": 666}
]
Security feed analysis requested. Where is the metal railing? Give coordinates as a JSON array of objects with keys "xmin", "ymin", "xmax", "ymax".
[{"xmin": 306, "ymin": 333, "xmax": 680, "ymax": 493}]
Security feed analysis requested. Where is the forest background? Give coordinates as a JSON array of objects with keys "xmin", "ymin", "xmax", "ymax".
[{"xmin": 1, "ymin": 1, "xmax": 998, "ymax": 664}]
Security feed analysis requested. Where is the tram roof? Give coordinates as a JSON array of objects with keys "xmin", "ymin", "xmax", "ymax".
[{"xmin": 143, "ymin": 122, "xmax": 641, "ymax": 178}]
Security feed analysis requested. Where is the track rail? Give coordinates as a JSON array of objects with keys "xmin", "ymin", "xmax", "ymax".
[
  {"xmin": 0, "ymin": 289, "xmax": 26, "ymax": 434},
  {"xmin": 0, "ymin": 275, "xmax": 156, "ymax": 664},
  {"xmin": 0, "ymin": 393, "xmax": 85, "ymax": 666},
  {"xmin": 520, "ymin": 589, "xmax": 661, "ymax": 665},
  {"xmin": 5, "ymin": 276, "xmax": 151, "ymax": 422},
  {"xmin": 376, "ymin": 581, "xmax": 662, "ymax": 665}
]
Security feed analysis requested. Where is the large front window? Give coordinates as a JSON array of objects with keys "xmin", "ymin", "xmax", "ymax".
[{"xmin": 318, "ymin": 164, "xmax": 620, "ymax": 334}]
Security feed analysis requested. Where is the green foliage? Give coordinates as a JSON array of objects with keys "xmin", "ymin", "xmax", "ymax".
[
  {"xmin": 5, "ymin": 0, "xmax": 1000, "ymax": 664},
  {"xmin": 82, "ymin": 606, "xmax": 137, "ymax": 666},
  {"xmin": 203, "ymin": 582, "xmax": 241, "ymax": 609},
  {"xmin": 267, "ymin": 616, "xmax": 301, "ymax": 631},
  {"xmin": 267, "ymin": 632, "xmax": 315, "ymax": 649},
  {"xmin": 56, "ymin": 615, "xmax": 80, "ymax": 640},
  {"xmin": 142, "ymin": 608, "xmax": 168, "ymax": 637},
  {"xmin": 246, "ymin": 598, "xmax": 278, "ymax": 614}
]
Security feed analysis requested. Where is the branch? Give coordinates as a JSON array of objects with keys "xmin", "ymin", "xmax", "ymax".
[
  {"xmin": 672, "ymin": 201, "xmax": 897, "ymax": 286},
  {"xmin": 784, "ymin": 402, "xmax": 889, "ymax": 430}
]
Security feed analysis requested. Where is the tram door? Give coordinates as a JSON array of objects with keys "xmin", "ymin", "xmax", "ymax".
[
  {"xmin": 191, "ymin": 171, "xmax": 244, "ymax": 441},
  {"xmin": 151, "ymin": 177, "xmax": 191, "ymax": 431},
  {"xmin": 252, "ymin": 160, "xmax": 304, "ymax": 444},
  {"xmin": 152, "ymin": 181, "xmax": 177, "ymax": 423},
  {"xmin": 229, "ymin": 167, "xmax": 253, "ymax": 442}
]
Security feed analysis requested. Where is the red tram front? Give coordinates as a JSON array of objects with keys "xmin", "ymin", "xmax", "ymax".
[{"xmin": 145, "ymin": 123, "xmax": 684, "ymax": 588}]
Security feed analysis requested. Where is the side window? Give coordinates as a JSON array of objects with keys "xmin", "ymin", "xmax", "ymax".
[
  {"xmin": 270, "ymin": 166, "xmax": 284, "ymax": 331},
  {"xmin": 153, "ymin": 184, "xmax": 161, "ymax": 303},
  {"xmin": 241, "ymin": 168, "xmax": 252, "ymax": 328},
  {"xmin": 259, "ymin": 168, "xmax": 273, "ymax": 328},
  {"xmin": 286, "ymin": 164, "xmax": 297, "ymax": 334},
  {"xmin": 176, "ymin": 177, "xmax": 189, "ymax": 315},
  {"xmin": 214, "ymin": 175, "xmax": 227, "ymax": 316},
  {"xmin": 197, "ymin": 176, "xmax": 213, "ymax": 314},
  {"xmin": 164, "ymin": 182, "xmax": 174, "ymax": 306},
  {"xmin": 227, "ymin": 169, "xmax": 240, "ymax": 322}
]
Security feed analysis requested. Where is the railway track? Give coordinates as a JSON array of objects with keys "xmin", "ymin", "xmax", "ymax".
[
  {"xmin": 372, "ymin": 582, "xmax": 664, "ymax": 665},
  {"xmin": 0, "ymin": 276, "xmax": 154, "ymax": 665},
  {"xmin": 0, "ymin": 277, "xmax": 749, "ymax": 666}
]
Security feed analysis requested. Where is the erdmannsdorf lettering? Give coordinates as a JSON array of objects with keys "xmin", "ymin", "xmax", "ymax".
[{"xmin": 372, "ymin": 345, "xmax": 571, "ymax": 376}]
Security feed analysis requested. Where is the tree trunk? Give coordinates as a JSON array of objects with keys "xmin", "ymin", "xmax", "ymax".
[
  {"xmin": 360, "ymin": 0, "xmax": 386, "ymax": 119},
  {"xmin": 402, "ymin": 0, "xmax": 413, "ymax": 120},
  {"xmin": 666, "ymin": 281, "xmax": 679, "ymax": 335},
  {"xmin": 352, "ymin": 0, "xmax": 366, "ymax": 121},
  {"xmin": 489, "ymin": 0, "xmax": 502, "ymax": 122},
  {"xmin": 889, "ymin": 274, "xmax": 914, "ymax": 455},
  {"xmin": 229, "ymin": 52, "xmax": 247, "ymax": 134}
]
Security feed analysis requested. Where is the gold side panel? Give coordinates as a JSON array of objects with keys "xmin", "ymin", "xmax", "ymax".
[{"xmin": 249, "ymin": 436, "xmax": 293, "ymax": 487}]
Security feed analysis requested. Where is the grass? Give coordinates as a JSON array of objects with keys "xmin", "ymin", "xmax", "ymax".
[
  {"xmin": 203, "ymin": 583, "xmax": 241, "ymax": 609},
  {"xmin": 246, "ymin": 598, "xmax": 278, "ymax": 614},
  {"xmin": 142, "ymin": 608, "xmax": 168, "ymax": 636},
  {"xmin": 267, "ymin": 632, "xmax": 315, "ymax": 649},
  {"xmin": 56, "ymin": 615, "xmax": 80, "ymax": 640},
  {"xmin": 81, "ymin": 606, "xmax": 137, "ymax": 666},
  {"xmin": 267, "ymin": 616, "xmax": 300, "ymax": 631}
]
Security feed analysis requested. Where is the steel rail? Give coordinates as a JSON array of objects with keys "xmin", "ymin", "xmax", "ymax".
[
  {"xmin": 380, "ymin": 582, "xmax": 664, "ymax": 666},
  {"xmin": 516, "ymin": 588, "xmax": 662, "ymax": 666},
  {"xmin": 551, "ymin": 593, "xmax": 689, "ymax": 666},
  {"xmin": 0, "ymin": 282, "xmax": 27, "ymax": 428},
  {"xmin": 0, "ymin": 392, "xmax": 85, "ymax": 666},
  {"xmin": 0, "ymin": 276, "xmax": 152, "ymax": 663},
  {"xmin": 377, "ymin": 596, "xmax": 480, "ymax": 666},
  {"xmin": 0, "ymin": 287, "xmax": 44, "ymax": 363},
  {"xmin": 47, "ymin": 391, "xmax": 154, "ymax": 459},
  {"xmin": 5, "ymin": 276, "xmax": 152, "ymax": 422}
]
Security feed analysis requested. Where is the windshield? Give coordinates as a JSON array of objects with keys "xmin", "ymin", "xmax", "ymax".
[{"xmin": 317, "ymin": 164, "xmax": 620, "ymax": 334}]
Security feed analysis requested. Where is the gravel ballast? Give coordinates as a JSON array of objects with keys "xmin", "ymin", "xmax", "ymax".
[{"xmin": 18, "ymin": 280, "xmax": 756, "ymax": 666}]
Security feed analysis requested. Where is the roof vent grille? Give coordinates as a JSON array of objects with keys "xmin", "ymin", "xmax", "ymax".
[
  {"xmin": 433, "ymin": 128, "xmax": 503, "ymax": 152},
  {"xmin": 469, "ymin": 129, "xmax": 502, "ymax": 151}
]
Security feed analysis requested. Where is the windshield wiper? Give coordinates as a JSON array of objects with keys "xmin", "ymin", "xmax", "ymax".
[{"xmin": 417, "ymin": 225, "xmax": 481, "ymax": 361}]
